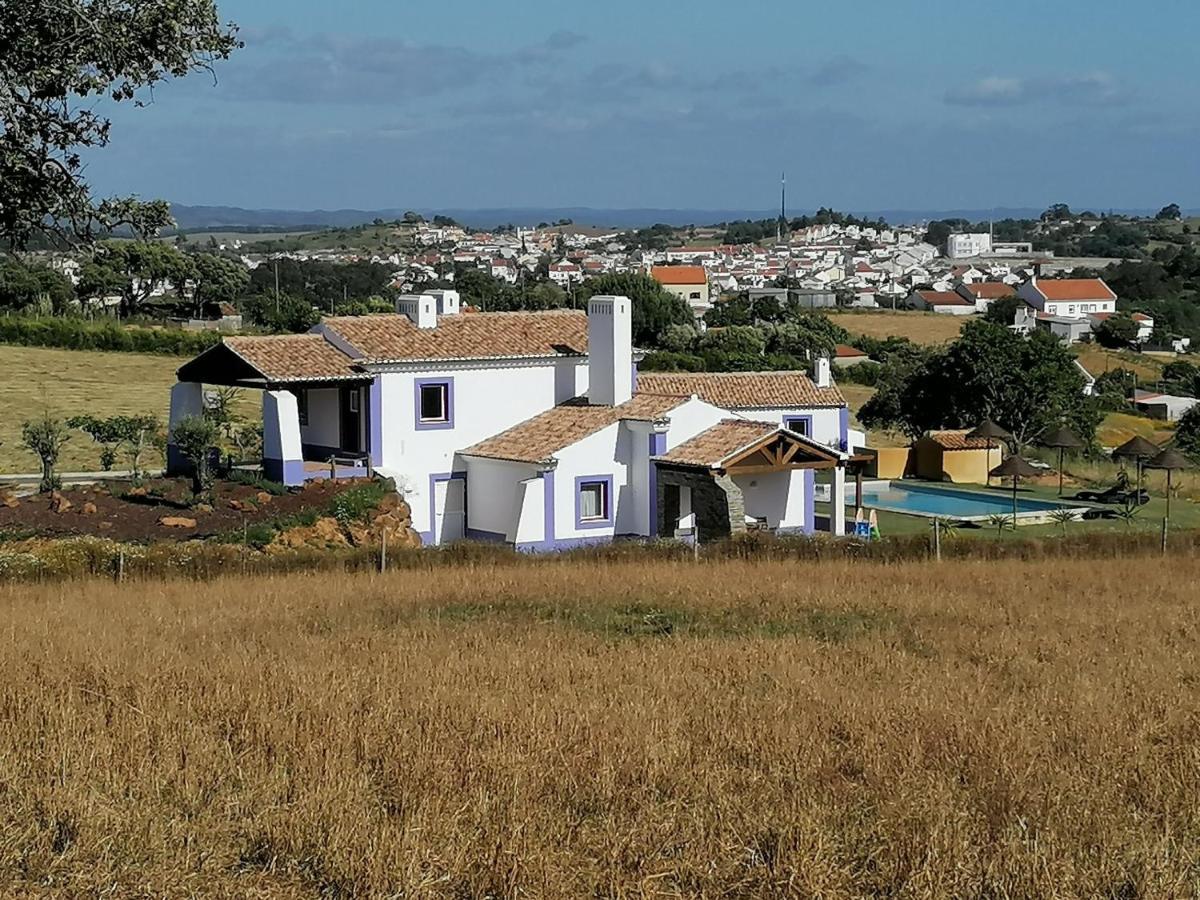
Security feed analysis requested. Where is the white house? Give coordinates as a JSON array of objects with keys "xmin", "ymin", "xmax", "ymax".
[
  {"xmin": 171, "ymin": 293, "xmax": 856, "ymax": 548},
  {"xmin": 1017, "ymin": 277, "xmax": 1117, "ymax": 318},
  {"xmin": 906, "ymin": 289, "xmax": 976, "ymax": 316},
  {"xmin": 947, "ymin": 233, "xmax": 992, "ymax": 259}
]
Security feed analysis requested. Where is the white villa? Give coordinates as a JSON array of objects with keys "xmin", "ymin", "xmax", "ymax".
[{"xmin": 171, "ymin": 292, "xmax": 860, "ymax": 549}]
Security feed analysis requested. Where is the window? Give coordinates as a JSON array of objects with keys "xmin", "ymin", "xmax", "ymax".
[
  {"xmin": 295, "ymin": 389, "xmax": 309, "ymax": 427},
  {"xmin": 785, "ymin": 416, "xmax": 811, "ymax": 436},
  {"xmin": 348, "ymin": 390, "xmax": 360, "ymax": 413},
  {"xmin": 575, "ymin": 475, "xmax": 613, "ymax": 529},
  {"xmin": 579, "ymin": 481, "xmax": 607, "ymax": 521},
  {"xmin": 414, "ymin": 378, "xmax": 454, "ymax": 430}
]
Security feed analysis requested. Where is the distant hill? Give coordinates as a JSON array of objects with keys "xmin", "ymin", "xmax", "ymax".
[{"xmin": 167, "ymin": 204, "xmax": 1176, "ymax": 232}]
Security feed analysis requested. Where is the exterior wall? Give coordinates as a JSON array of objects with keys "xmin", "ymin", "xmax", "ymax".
[
  {"xmin": 655, "ymin": 468, "xmax": 744, "ymax": 540},
  {"xmin": 166, "ymin": 382, "xmax": 204, "ymax": 476},
  {"xmin": 915, "ymin": 440, "xmax": 1003, "ymax": 484},
  {"xmin": 299, "ymin": 387, "xmax": 341, "ymax": 455},
  {"xmin": 262, "ymin": 390, "xmax": 305, "ymax": 486},
  {"xmin": 734, "ymin": 469, "xmax": 808, "ymax": 530},
  {"xmin": 947, "ymin": 233, "xmax": 992, "ymax": 258},
  {"xmin": 551, "ymin": 422, "xmax": 630, "ymax": 543},
  {"xmin": 374, "ymin": 359, "xmax": 588, "ymax": 537},
  {"xmin": 463, "ymin": 457, "xmax": 540, "ymax": 541},
  {"xmin": 661, "ymin": 282, "xmax": 711, "ymax": 316},
  {"xmin": 871, "ymin": 446, "xmax": 914, "ymax": 479},
  {"xmin": 730, "ymin": 406, "xmax": 845, "ymax": 450}
]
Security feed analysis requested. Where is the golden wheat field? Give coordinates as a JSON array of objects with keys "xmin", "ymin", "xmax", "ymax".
[{"xmin": 3, "ymin": 556, "xmax": 1200, "ymax": 897}]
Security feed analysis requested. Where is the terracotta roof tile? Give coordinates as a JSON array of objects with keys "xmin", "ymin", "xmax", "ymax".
[
  {"xmin": 463, "ymin": 394, "xmax": 688, "ymax": 464},
  {"xmin": 835, "ymin": 343, "xmax": 866, "ymax": 358},
  {"xmin": 637, "ymin": 371, "xmax": 845, "ymax": 409},
  {"xmin": 223, "ymin": 334, "xmax": 363, "ymax": 382},
  {"xmin": 655, "ymin": 419, "xmax": 778, "ymax": 468},
  {"xmin": 651, "ymin": 265, "xmax": 707, "ymax": 285},
  {"xmin": 960, "ymin": 282, "xmax": 1015, "ymax": 299},
  {"xmin": 925, "ymin": 430, "xmax": 996, "ymax": 450},
  {"xmin": 321, "ymin": 310, "xmax": 589, "ymax": 363},
  {"xmin": 1032, "ymin": 278, "xmax": 1116, "ymax": 301},
  {"xmin": 916, "ymin": 290, "xmax": 972, "ymax": 306}
]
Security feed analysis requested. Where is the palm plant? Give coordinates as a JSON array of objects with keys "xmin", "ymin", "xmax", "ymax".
[
  {"xmin": 1048, "ymin": 508, "xmax": 1077, "ymax": 536},
  {"xmin": 986, "ymin": 513, "xmax": 1015, "ymax": 536}
]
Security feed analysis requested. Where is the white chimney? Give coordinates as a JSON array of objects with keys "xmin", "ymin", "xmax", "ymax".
[
  {"xmin": 587, "ymin": 295, "xmax": 633, "ymax": 406},
  {"xmin": 396, "ymin": 294, "xmax": 436, "ymax": 328},
  {"xmin": 426, "ymin": 289, "xmax": 460, "ymax": 316},
  {"xmin": 812, "ymin": 353, "xmax": 831, "ymax": 388}
]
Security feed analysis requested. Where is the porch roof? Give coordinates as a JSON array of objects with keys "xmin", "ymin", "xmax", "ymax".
[
  {"xmin": 176, "ymin": 335, "xmax": 368, "ymax": 387},
  {"xmin": 655, "ymin": 419, "xmax": 846, "ymax": 472}
]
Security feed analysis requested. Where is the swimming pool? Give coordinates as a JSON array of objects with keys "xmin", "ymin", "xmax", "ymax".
[{"xmin": 854, "ymin": 481, "xmax": 1086, "ymax": 522}]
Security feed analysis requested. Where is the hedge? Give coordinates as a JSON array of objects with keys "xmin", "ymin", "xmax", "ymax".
[{"xmin": 0, "ymin": 316, "xmax": 221, "ymax": 356}]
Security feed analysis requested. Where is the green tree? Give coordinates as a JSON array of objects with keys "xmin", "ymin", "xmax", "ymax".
[
  {"xmin": 1156, "ymin": 203, "xmax": 1183, "ymax": 221},
  {"xmin": 170, "ymin": 414, "xmax": 219, "ymax": 500},
  {"xmin": 698, "ymin": 326, "xmax": 766, "ymax": 358},
  {"xmin": 0, "ymin": 258, "xmax": 74, "ymax": 313},
  {"xmin": 1175, "ymin": 405, "xmax": 1200, "ymax": 460},
  {"xmin": 67, "ymin": 414, "xmax": 123, "ymax": 470},
  {"xmin": 1093, "ymin": 314, "xmax": 1139, "ymax": 349},
  {"xmin": 0, "ymin": 0, "xmax": 239, "ymax": 249},
  {"xmin": 860, "ymin": 320, "xmax": 1099, "ymax": 446},
  {"xmin": 187, "ymin": 253, "xmax": 249, "ymax": 317},
  {"xmin": 983, "ymin": 296, "xmax": 1022, "ymax": 326},
  {"xmin": 86, "ymin": 241, "xmax": 194, "ymax": 317},
  {"xmin": 21, "ymin": 411, "xmax": 70, "ymax": 492},
  {"xmin": 578, "ymin": 273, "xmax": 693, "ymax": 346}
]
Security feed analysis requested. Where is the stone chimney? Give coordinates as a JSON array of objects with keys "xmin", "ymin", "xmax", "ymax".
[
  {"xmin": 425, "ymin": 289, "xmax": 460, "ymax": 316},
  {"xmin": 587, "ymin": 295, "xmax": 633, "ymax": 406},
  {"xmin": 396, "ymin": 294, "xmax": 436, "ymax": 328},
  {"xmin": 812, "ymin": 353, "xmax": 832, "ymax": 389}
]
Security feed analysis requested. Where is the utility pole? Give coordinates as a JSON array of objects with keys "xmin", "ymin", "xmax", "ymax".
[{"xmin": 273, "ymin": 258, "xmax": 280, "ymax": 314}]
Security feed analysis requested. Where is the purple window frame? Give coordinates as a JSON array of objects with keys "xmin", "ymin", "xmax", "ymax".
[
  {"xmin": 574, "ymin": 474, "xmax": 614, "ymax": 530},
  {"xmin": 784, "ymin": 415, "xmax": 813, "ymax": 437},
  {"xmin": 414, "ymin": 377, "xmax": 455, "ymax": 431}
]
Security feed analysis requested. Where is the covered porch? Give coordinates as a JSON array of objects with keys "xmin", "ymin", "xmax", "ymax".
[
  {"xmin": 171, "ymin": 338, "xmax": 378, "ymax": 487},
  {"xmin": 653, "ymin": 419, "xmax": 853, "ymax": 541}
]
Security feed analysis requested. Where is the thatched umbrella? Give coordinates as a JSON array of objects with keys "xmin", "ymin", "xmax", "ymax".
[
  {"xmin": 1039, "ymin": 425, "xmax": 1084, "ymax": 496},
  {"xmin": 969, "ymin": 419, "xmax": 1012, "ymax": 485},
  {"xmin": 1144, "ymin": 447, "xmax": 1192, "ymax": 519},
  {"xmin": 1112, "ymin": 435, "xmax": 1159, "ymax": 498},
  {"xmin": 990, "ymin": 455, "xmax": 1041, "ymax": 521}
]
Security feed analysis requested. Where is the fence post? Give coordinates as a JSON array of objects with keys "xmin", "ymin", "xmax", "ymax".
[
  {"xmin": 380, "ymin": 529, "xmax": 388, "ymax": 573},
  {"xmin": 933, "ymin": 519, "xmax": 941, "ymax": 563},
  {"xmin": 116, "ymin": 548, "xmax": 125, "ymax": 583},
  {"xmin": 1162, "ymin": 516, "xmax": 1169, "ymax": 555},
  {"xmin": 242, "ymin": 517, "xmax": 248, "ymax": 575}
]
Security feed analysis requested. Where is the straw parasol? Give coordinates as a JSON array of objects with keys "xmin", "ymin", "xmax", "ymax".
[
  {"xmin": 1112, "ymin": 435, "xmax": 1159, "ymax": 498},
  {"xmin": 969, "ymin": 419, "xmax": 1012, "ymax": 485},
  {"xmin": 1039, "ymin": 425, "xmax": 1083, "ymax": 496},
  {"xmin": 1144, "ymin": 447, "xmax": 1192, "ymax": 519},
  {"xmin": 989, "ymin": 454, "xmax": 1041, "ymax": 521}
]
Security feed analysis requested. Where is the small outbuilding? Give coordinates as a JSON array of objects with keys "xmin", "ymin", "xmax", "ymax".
[{"xmin": 913, "ymin": 430, "xmax": 1005, "ymax": 484}]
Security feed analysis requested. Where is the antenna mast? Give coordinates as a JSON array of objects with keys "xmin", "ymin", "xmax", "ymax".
[{"xmin": 778, "ymin": 171, "xmax": 787, "ymax": 242}]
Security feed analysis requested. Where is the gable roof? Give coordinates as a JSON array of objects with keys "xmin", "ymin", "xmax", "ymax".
[
  {"xmin": 923, "ymin": 430, "xmax": 995, "ymax": 451},
  {"xmin": 180, "ymin": 334, "xmax": 365, "ymax": 385},
  {"xmin": 462, "ymin": 394, "xmax": 689, "ymax": 465},
  {"xmin": 636, "ymin": 371, "xmax": 845, "ymax": 409},
  {"xmin": 835, "ymin": 343, "xmax": 867, "ymax": 358},
  {"xmin": 656, "ymin": 419, "xmax": 779, "ymax": 468},
  {"xmin": 320, "ymin": 310, "xmax": 589, "ymax": 364},
  {"xmin": 959, "ymin": 282, "xmax": 1014, "ymax": 299},
  {"xmin": 651, "ymin": 265, "xmax": 707, "ymax": 285},
  {"xmin": 1032, "ymin": 278, "xmax": 1117, "ymax": 302},
  {"xmin": 915, "ymin": 290, "xmax": 972, "ymax": 306},
  {"xmin": 655, "ymin": 419, "xmax": 844, "ymax": 470}
]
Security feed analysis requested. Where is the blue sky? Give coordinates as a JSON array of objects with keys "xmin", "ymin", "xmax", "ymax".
[{"xmin": 87, "ymin": 0, "xmax": 1200, "ymax": 213}]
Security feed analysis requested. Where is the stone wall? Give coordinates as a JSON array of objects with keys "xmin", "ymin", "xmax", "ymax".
[{"xmin": 655, "ymin": 466, "xmax": 746, "ymax": 541}]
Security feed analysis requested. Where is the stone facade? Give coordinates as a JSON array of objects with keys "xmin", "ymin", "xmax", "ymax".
[{"xmin": 655, "ymin": 466, "xmax": 746, "ymax": 541}]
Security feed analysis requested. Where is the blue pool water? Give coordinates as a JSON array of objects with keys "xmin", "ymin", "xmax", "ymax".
[{"xmin": 858, "ymin": 482, "xmax": 1074, "ymax": 520}]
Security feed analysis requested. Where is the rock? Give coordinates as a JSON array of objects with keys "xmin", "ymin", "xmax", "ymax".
[
  {"xmin": 255, "ymin": 491, "xmax": 273, "ymax": 505},
  {"xmin": 98, "ymin": 521, "xmax": 113, "ymax": 531},
  {"xmin": 194, "ymin": 503, "xmax": 213, "ymax": 514},
  {"xmin": 128, "ymin": 486, "xmax": 148, "ymax": 497},
  {"xmin": 81, "ymin": 502, "xmax": 98, "ymax": 515},
  {"xmin": 268, "ymin": 516, "xmax": 349, "ymax": 552},
  {"xmin": 159, "ymin": 516, "xmax": 197, "ymax": 529},
  {"xmin": 49, "ymin": 492, "xmax": 72, "ymax": 514},
  {"xmin": 228, "ymin": 499, "xmax": 246, "ymax": 511},
  {"xmin": 1, "ymin": 493, "xmax": 19, "ymax": 509}
]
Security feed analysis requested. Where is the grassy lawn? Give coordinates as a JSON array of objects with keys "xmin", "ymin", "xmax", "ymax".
[
  {"xmin": 0, "ymin": 346, "xmax": 259, "ymax": 475},
  {"xmin": 1073, "ymin": 344, "xmax": 1165, "ymax": 381},
  {"xmin": 825, "ymin": 310, "xmax": 967, "ymax": 346}
]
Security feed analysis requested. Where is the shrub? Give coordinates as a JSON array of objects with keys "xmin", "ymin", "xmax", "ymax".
[
  {"xmin": 21, "ymin": 412, "xmax": 70, "ymax": 492},
  {"xmin": 0, "ymin": 316, "xmax": 221, "ymax": 356},
  {"xmin": 170, "ymin": 415, "xmax": 219, "ymax": 500}
]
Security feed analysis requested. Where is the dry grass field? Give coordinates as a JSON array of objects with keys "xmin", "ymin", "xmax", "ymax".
[
  {"xmin": 3, "ymin": 556, "xmax": 1200, "ymax": 896},
  {"xmin": 826, "ymin": 310, "xmax": 967, "ymax": 346}
]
